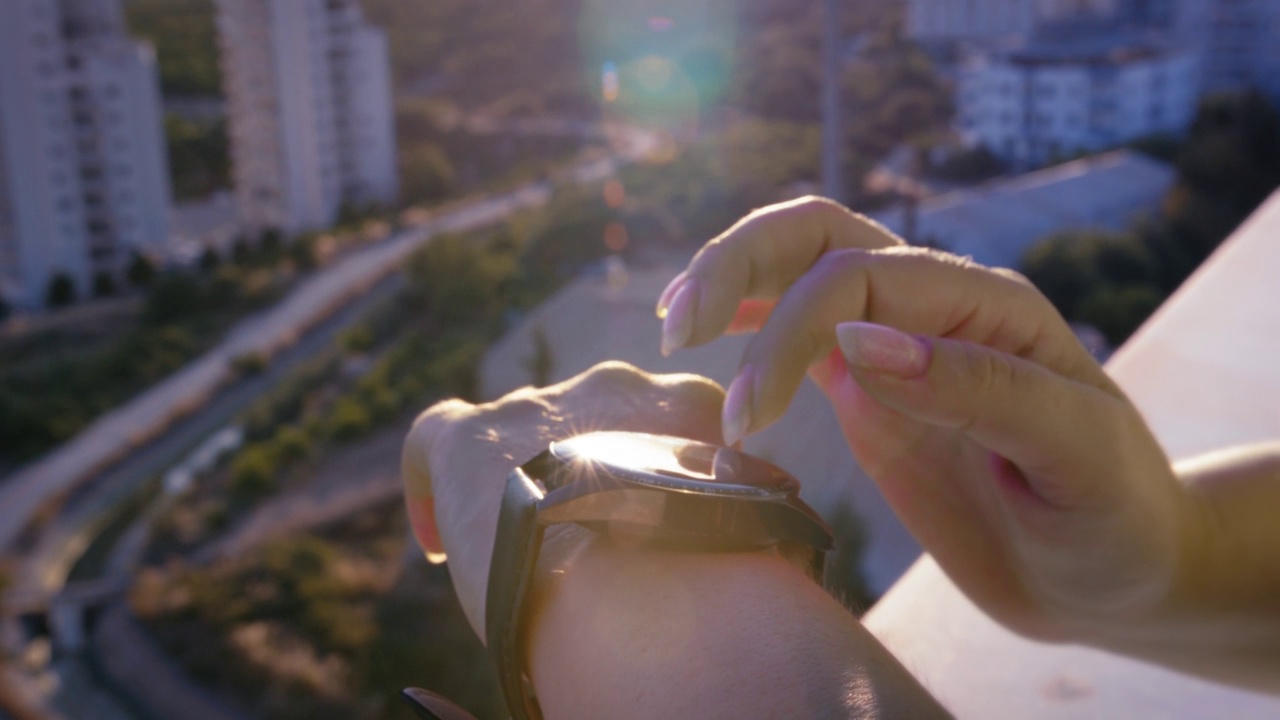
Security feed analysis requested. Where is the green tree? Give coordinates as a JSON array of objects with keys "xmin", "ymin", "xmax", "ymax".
[
  {"xmin": 230, "ymin": 444, "xmax": 278, "ymax": 499},
  {"xmin": 46, "ymin": 273, "xmax": 76, "ymax": 307},
  {"xmin": 524, "ymin": 324, "xmax": 555, "ymax": 388},
  {"xmin": 405, "ymin": 233, "xmax": 518, "ymax": 327},
  {"xmin": 199, "ymin": 246, "xmax": 220, "ymax": 273},
  {"xmin": 125, "ymin": 0, "xmax": 220, "ymax": 96},
  {"xmin": 400, "ymin": 144, "xmax": 457, "ymax": 205},
  {"xmin": 92, "ymin": 271, "xmax": 117, "ymax": 297},
  {"xmin": 127, "ymin": 252, "xmax": 156, "ymax": 287},
  {"xmin": 164, "ymin": 116, "xmax": 230, "ymax": 200},
  {"xmin": 144, "ymin": 274, "xmax": 205, "ymax": 324}
]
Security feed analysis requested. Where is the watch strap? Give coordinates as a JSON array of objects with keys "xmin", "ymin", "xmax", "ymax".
[{"xmin": 485, "ymin": 469, "xmax": 546, "ymax": 720}]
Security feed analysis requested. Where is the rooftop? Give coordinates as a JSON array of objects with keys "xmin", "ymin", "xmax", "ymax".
[{"xmin": 873, "ymin": 150, "xmax": 1175, "ymax": 270}]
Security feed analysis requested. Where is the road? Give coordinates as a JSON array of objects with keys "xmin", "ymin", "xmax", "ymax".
[
  {"xmin": 0, "ymin": 185, "xmax": 552, "ymax": 558},
  {"xmin": 0, "ymin": 123, "xmax": 658, "ymax": 595}
]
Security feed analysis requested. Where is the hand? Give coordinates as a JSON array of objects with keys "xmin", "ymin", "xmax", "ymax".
[
  {"xmin": 401, "ymin": 362, "xmax": 726, "ymax": 636},
  {"xmin": 657, "ymin": 196, "xmax": 1207, "ymax": 642}
]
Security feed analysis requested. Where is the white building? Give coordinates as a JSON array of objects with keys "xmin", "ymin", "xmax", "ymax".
[
  {"xmin": 873, "ymin": 150, "xmax": 1175, "ymax": 269},
  {"xmin": 957, "ymin": 37, "xmax": 1199, "ymax": 166},
  {"xmin": 907, "ymin": 0, "xmax": 1120, "ymax": 41},
  {"xmin": 215, "ymin": 0, "xmax": 398, "ymax": 237},
  {"xmin": 0, "ymin": 0, "xmax": 171, "ymax": 310},
  {"xmin": 1195, "ymin": 0, "xmax": 1280, "ymax": 100}
]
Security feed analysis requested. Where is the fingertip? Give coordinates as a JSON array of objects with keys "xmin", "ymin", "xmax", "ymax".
[
  {"xmin": 407, "ymin": 495, "xmax": 447, "ymax": 563},
  {"xmin": 656, "ymin": 270, "xmax": 689, "ymax": 319},
  {"xmin": 722, "ymin": 367, "xmax": 755, "ymax": 446},
  {"xmin": 660, "ymin": 279, "xmax": 698, "ymax": 355}
]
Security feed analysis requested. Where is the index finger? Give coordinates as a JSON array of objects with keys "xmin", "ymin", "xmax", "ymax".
[
  {"xmin": 402, "ymin": 398, "xmax": 474, "ymax": 561},
  {"xmin": 658, "ymin": 196, "xmax": 903, "ymax": 352}
]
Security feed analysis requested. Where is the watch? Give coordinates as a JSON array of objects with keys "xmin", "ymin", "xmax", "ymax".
[{"xmin": 485, "ymin": 431, "xmax": 835, "ymax": 720}]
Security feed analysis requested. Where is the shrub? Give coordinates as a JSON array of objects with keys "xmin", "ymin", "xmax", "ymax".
[
  {"xmin": 127, "ymin": 252, "xmax": 157, "ymax": 287},
  {"xmin": 230, "ymin": 444, "xmax": 278, "ymax": 499},
  {"xmin": 326, "ymin": 397, "xmax": 372, "ymax": 441},
  {"xmin": 338, "ymin": 325, "xmax": 374, "ymax": 355},
  {"xmin": 92, "ymin": 271, "xmax": 118, "ymax": 297},
  {"xmin": 271, "ymin": 425, "xmax": 312, "ymax": 463},
  {"xmin": 45, "ymin": 272, "xmax": 76, "ymax": 307},
  {"xmin": 199, "ymin": 246, "xmax": 220, "ymax": 272},
  {"xmin": 231, "ymin": 351, "xmax": 268, "ymax": 376}
]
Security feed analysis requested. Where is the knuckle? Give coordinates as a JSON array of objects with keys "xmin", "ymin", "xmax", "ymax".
[
  {"xmin": 577, "ymin": 360, "xmax": 652, "ymax": 393},
  {"xmin": 991, "ymin": 267, "xmax": 1034, "ymax": 289},
  {"xmin": 811, "ymin": 247, "xmax": 866, "ymax": 276},
  {"xmin": 661, "ymin": 373, "xmax": 727, "ymax": 409},
  {"xmin": 966, "ymin": 346, "xmax": 1017, "ymax": 399}
]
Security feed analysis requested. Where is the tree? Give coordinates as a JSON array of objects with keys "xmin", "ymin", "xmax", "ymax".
[
  {"xmin": 230, "ymin": 444, "xmax": 278, "ymax": 499},
  {"xmin": 400, "ymin": 144, "xmax": 457, "ymax": 205},
  {"xmin": 127, "ymin": 252, "xmax": 156, "ymax": 287},
  {"xmin": 46, "ymin": 273, "xmax": 76, "ymax": 307},
  {"xmin": 92, "ymin": 271, "xmax": 117, "ymax": 297},
  {"xmin": 259, "ymin": 228, "xmax": 283, "ymax": 263},
  {"xmin": 198, "ymin": 246, "xmax": 220, "ymax": 273},
  {"xmin": 524, "ymin": 324, "xmax": 555, "ymax": 387},
  {"xmin": 231, "ymin": 237, "xmax": 251, "ymax": 265},
  {"xmin": 144, "ymin": 273, "xmax": 206, "ymax": 324},
  {"xmin": 0, "ymin": 296, "xmax": 10, "ymax": 322}
]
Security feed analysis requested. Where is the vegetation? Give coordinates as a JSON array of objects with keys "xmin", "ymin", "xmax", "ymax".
[
  {"xmin": 125, "ymin": 0, "xmax": 221, "ymax": 96},
  {"xmin": 0, "ymin": 243, "xmax": 293, "ymax": 465},
  {"xmin": 45, "ymin": 273, "xmax": 76, "ymax": 307},
  {"xmin": 166, "ymin": 115, "xmax": 231, "ymax": 200},
  {"xmin": 1022, "ymin": 92, "xmax": 1280, "ymax": 345},
  {"xmin": 131, "ymin": 506, "xmax": 498, "ymax": 720}
]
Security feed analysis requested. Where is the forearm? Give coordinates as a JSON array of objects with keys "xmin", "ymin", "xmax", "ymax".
[
  {"xmin": 1087, "ymin": 442, "xmax": 1280, "ymax": 692},
  {"xmin": 526, "ymin": 536, "xmax": 950, "ymax": 719}
]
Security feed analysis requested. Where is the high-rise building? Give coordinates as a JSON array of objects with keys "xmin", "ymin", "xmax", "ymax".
[
  {"xmin": 214, "ymin": 0, "xmax": 398, "ymax": 237},
  {"xmin": 0, "ymin": 0, "xmax": 170, "ymax": 309},
  {"xmin": 957, "ymin": 36, "xmax": 1200, "ymax": 165}
]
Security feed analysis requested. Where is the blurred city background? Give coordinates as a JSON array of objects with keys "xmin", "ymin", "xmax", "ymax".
[{"xmin": 1, "ymin": 0, "xmax": 1278, "ymax": 718}]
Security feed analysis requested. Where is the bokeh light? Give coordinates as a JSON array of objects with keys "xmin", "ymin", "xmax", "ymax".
[
  {"xmin": 604, "ymin": 221, "xmax": 629, "ymax": 252},
  {"xmin": 603, "ymin": 179, "xmax": 626, "ymax": 208}
]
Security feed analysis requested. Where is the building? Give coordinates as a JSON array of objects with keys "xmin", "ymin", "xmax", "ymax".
[
  {"xmin": 907, "ymin": 0, "xmax": 1120, "ymax": 42},
  {"xmin": 0, "ymin": 0, "xmax": 171, "ymax": 310},
  {"xmin": 215, "ymin": 0, "xmax": 398, "ymax": 238},
  {"xmin": 956, "ymin": 36, "xmax": 1199, "ymax": 166},
  {"xmin": 873, "ymin": 150, "xmax": 1175, "ymax": 270},
  {"xmin": 1195, "ymin": 0, "xmax": 1280, "ymax": 100}
]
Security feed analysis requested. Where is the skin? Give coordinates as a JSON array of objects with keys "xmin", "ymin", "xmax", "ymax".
[
  {"xmin": 404, "ymin": 363, "xmax": 949, "ymax": 718},
  {"xmin": 405, "ymin": 196, "xmax": 1280, "ymax": 715}
]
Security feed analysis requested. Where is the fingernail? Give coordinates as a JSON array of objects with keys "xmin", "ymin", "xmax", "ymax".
[
  {"xmin": 402, "ymin": 688, "xmax": 478, "ymax": 720},
  {"xmin": 660, "ymin": 279, "xmax": 697, "ymax": 356},
  {"xmin": 722, "ymin": 367, "xmax": 754, "ymax": 446},
  {"xmin": 656, "ymin": 271, "xmax": 689, "ymax": 319},
  {"xmin": 407, "ymin": 496, "xmax": 447, "ymax": 564},
  {"xmin": 836, "ymin": 322, "xmax": 930, "ymax": 378}
]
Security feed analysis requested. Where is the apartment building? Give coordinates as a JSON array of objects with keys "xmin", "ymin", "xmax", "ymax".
[
  {"xmin": 956, "ymin": 36, "xmax": 1199, "ymax": 165},
  {"xmin": 0, "ymin": 0, "xmax": 170, "ymax": 309},
  {"xmin": 215, "ymin": 0, "xmax": 397, "ymax": 237},
  {"xmin": 907, "ymin": 0, "xmax": 1121, "ymax": 41}
]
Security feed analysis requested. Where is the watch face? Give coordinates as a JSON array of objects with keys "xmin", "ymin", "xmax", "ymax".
[{"xmin": 548, "ymin": 431, "xmax": 798, "ymax": 498}]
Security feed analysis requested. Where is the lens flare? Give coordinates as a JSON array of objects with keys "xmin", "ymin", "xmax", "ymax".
[{"xmin": 602, "ymin": 61, "xmax": 619, "ymax": 103}]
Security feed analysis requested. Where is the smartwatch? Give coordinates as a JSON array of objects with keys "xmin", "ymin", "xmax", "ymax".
[{"xmin": 485, "ymin": 431, "xmax": 835, "ymax": 720}]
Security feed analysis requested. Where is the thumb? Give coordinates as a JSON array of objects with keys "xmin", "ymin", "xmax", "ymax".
[{"xmin": 835, "ymin": 321, "xmax": 1113, "ymax": 509}]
